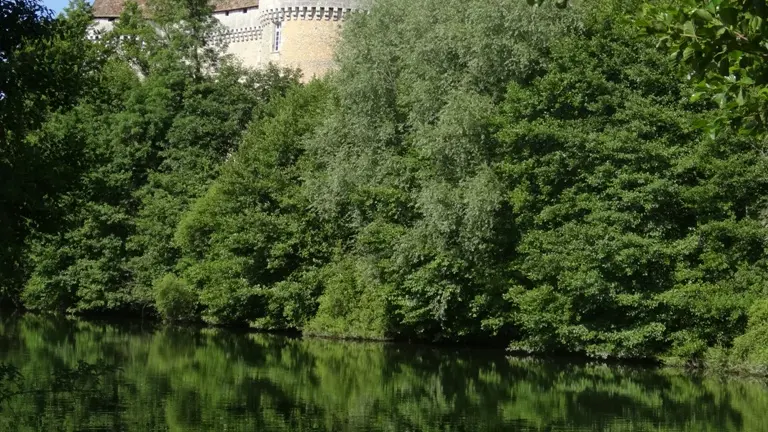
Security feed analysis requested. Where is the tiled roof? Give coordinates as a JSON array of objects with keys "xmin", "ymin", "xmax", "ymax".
[
  {"xmin": 212, "ymin": 0, "xmax": 259, "ymax": 13},
  {"xmin": 92, "ymin": 0, "xmax": 259, "ymax": 18}
]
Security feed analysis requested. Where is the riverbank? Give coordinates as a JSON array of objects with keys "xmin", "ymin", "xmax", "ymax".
[{"xmin": 10, "ymin": 311, "xmax": 768, "ymax": 380}]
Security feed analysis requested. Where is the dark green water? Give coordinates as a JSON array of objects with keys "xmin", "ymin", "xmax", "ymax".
[{"xmin": 1, "ymin": 316, "xmax": 768, "ymax": 431}]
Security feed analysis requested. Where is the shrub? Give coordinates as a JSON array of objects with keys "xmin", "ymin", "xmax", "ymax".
[
  {"xmin": 153, "ymin": 274, "xmax": 198, "ymax": 323},
  {"xmin": 729, "ymin": 300, "xmax": 768, "ymax": 374},
  {"xmin": 305, "ymin": 258, "xmax": 391, "ymax": 340}
]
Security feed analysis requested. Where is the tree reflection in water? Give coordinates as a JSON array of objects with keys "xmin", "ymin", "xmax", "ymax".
[{"xmin": 1, "ymin": 315, "xmax": 766, "ymax": 431}]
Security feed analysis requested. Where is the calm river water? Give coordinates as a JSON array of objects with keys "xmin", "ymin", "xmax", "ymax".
[{"xmin": 1, "ymin": 315, "xmax": 767, "ymax": 431}]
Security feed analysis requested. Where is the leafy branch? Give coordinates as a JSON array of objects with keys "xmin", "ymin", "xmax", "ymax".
[{"xmin": 639, "ymin": 0, "xmax": 768, "ymax": 141}]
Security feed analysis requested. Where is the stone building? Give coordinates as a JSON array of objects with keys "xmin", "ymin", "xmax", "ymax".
[{"xmin": 90, "ymin": 0, "xmax": 367, "ymax": 79}]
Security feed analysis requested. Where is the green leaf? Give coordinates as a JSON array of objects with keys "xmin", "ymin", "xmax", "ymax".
[
  {"xmin": 682, "ymin": 20, "xmax": 697, "ymax": 37},
  {"xmin": 694, "ymin": 9, "xmax": 714, "ymax": 22},
  {"xmin": 736, "ymin": 88, "xmax": 745, "ymax": 106},
  {"xmin": 740, "ymin": 75, "xmax": 755, "ymax": 85},
  {"xmin": 718, "ymin": 7, "xmax": 739, "ymax": 27},
  {"xmin": 683, "ymin": 46, "xmax": 696, "ymax": 61},
  {"xmin": 713, "ymin": 92, "xmax": 728, "ymax": 108}
]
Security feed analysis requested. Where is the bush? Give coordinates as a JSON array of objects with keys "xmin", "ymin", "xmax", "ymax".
[
  {"xmin": 305, "ymin": 258, "xmax": 391, "ymax": 340},
  {"xmin": 153, "ymin": 274, "xmax": 198, "ymax": 323},
  {"xmin": 729, "ymin": 300, "xmax": 768, "ymax": 374}
]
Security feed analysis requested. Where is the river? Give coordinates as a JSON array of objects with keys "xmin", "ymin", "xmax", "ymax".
[{"xmin": 1, "ymin": 315, "xmax": 767, "ymax": 431}]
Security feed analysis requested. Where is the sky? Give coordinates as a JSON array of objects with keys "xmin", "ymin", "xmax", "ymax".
[{"xmin": 44, "ymin": 0, "xmax": 86, "ymax": 14}]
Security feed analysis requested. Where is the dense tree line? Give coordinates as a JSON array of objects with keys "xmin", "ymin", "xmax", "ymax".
[{"xmin": 3, "ymin": 0, "xmax": 768, "ymax": 371}]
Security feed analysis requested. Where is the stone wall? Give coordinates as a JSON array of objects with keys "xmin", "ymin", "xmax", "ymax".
[
  {"xmin": 90, "ymin": 0, "xmax": 368, "ymax": 80},
  {"xmin": 258, "ymin": 0, "xmax": 366, "ymax": 79},
  {"xmin": 213, "ymin": 7, "xmax": 262, "ymax": 67},
  {"xmin": 280, "ymin": 19, "xmax": 341, "ymax": 79}
]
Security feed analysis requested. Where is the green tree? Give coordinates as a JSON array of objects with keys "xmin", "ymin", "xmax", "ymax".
[
  {"xmin": 127, "ymin": 64, "xmax": 300, "ymax": 311},
  {"xmin": 298, "ymin": 0, "xmax": 581, "ymax": 341},
  {"xmin": 0, "ymin": 0, "xmax": 102, "ymax": 306},
  {"xmin": 21, "ymin": 0, "xmax": 300, "ymax": 315},
  {"xmin": 175, "ymin": 81, "xmax": 330, "ymax": 327},
  {"xmin": 497, "ymin": 26, "xmax": 768, "ymax": 359},
  {"xmin": 103, "ymin": 0, "xmax": 225, "ymax": 78}
]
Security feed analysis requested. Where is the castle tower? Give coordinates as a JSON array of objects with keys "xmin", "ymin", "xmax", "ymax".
[
  {"xmin": 257, "ymin": 1, "xmax": 363, "ymax": 79},
  {"xmin": 90, "ymin": 0, "xmax": 367, "ymax": 80}
]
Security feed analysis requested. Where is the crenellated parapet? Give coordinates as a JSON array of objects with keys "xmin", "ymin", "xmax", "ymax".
[
  {"xmin": 257, "ymin": 0, "xmax": 366, "ymax": 24},
  {"xmin": 211, "ymin": 26, "xmax": 262, "ymax": 44},
  {"xmin": 259, "ymin": 6, "xmax": 352, "ymax": 24}
]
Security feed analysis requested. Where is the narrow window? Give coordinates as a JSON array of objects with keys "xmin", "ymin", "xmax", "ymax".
[
  {"xmin": 242, "ymin": 8, "xmax": 247, "ymax": 13},
  {"xmin": 225, "ymin": 11, "xmax": 229, "ymax": 16},
  {"xmin": 273, "ymin": 21, "xmax": 282, "ymax": 52}
]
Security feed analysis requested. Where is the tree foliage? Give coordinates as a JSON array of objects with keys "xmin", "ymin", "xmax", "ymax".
[
  {"xmin": 153, "ymin": 274, "xmax": 197, "ymax": 322},
  {"xmin": 0, "ymin": 0, "xmax": 101, "ymax": 305},
  {"xmin": 19, "ymin": 0, "xmax": 300, "ymax": 315},
  {"xmin": 175, "ymin": 80, "xmax": 332, "ymax": 327},
  {"xmin": 641, "ymin": 0, "xmax": 768, "ymax": 141},
  {"xmin": 4, "ymin": 0, "xmax": 768, "ymax": 371}
]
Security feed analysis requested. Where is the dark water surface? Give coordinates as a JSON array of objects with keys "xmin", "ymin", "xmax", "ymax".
[{"xmin": 1, "ymin": 316, "xmax": 768, "ymax": 431}]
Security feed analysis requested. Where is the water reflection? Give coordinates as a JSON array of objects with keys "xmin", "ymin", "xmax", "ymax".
[{"xmin": 1, "ymin": 315, "xmax": 767, "ymax": 431}]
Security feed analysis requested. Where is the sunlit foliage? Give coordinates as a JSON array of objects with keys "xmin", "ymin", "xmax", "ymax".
[{"xmin": 5, "ymin": 0, "xmax": 768, "ymax": 371}]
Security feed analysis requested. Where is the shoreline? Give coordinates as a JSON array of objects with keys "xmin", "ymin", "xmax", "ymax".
[{"xmin": 8, "ymin": 311, "xmax": 768, "ymax": 380}]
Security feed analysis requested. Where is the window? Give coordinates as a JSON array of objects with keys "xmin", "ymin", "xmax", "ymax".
[{"xmin": 273, "ymin": 21, "xmax": 282, "ymax": 52}]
